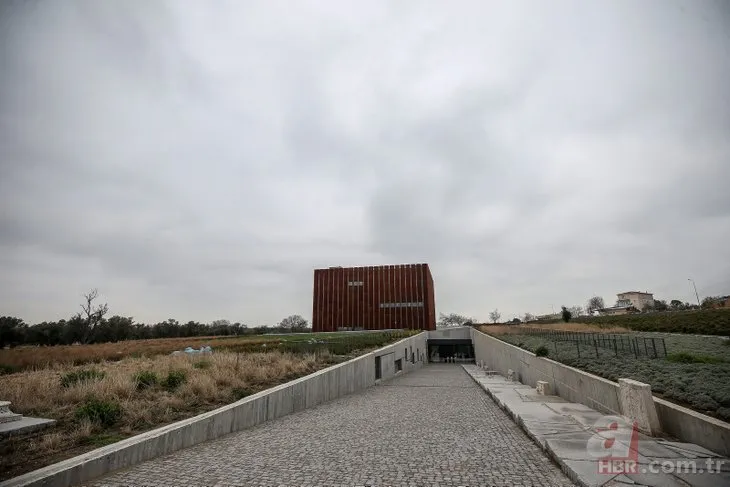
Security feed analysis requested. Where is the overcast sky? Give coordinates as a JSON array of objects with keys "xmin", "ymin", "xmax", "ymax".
[{"xmin": 1, "ymin": 0, "xmax": 729, "ymax": 325}]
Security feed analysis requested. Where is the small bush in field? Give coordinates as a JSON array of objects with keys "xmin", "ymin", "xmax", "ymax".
[
  {"xmin": 162, "ymin": 370, "xmax": 187, "ymax": 391},
  {"xmin": 61, "ymin": 369, "xmax": 106, "ymax": 388},
  {"xmin": 535, "ymin": 346, "xmax": 549, "ymax": 357},
  {"xmin": 232, "ymin": 387, "xmax": 255, "ymax": 400},
  {"xmin": 193, "ymin": 360, "xmax": 211, "ymax": 370},
  {"xmin": 132, "ymin": 370, "xmax": 158, "ymax": 390},
  {"xmin": 0, "ymin": 364, "xmax": 17, "ymax": 375},
  {"xmin": 75, "ymin": 398, "xmax": 122, "ymax": 427}
]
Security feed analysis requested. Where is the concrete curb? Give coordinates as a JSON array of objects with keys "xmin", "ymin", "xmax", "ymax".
[
  {"xmin": 463, "ymin": 366, "xmax": 591, "ymax": 487},
  {"xmin": 1, "ymin": 333, "xmax": 427, "ymax": 487}
]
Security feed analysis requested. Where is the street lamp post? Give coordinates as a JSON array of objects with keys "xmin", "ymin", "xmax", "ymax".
[{"xmin": 688, "ymin": 279, "xmax": 701, "ymax": 307}]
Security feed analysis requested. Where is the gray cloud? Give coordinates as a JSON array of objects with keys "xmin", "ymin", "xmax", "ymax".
[{"xmin": 1, "ymin": 0, "xmax": 729, "ymax": 324}]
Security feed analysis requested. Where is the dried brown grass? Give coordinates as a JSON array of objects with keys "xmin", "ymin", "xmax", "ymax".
[
  {"xmin": 0, "ymin": 335, "xmax": 283, "ymax": 371},
  {"xmin": 0, "ymin": 350, "xmax": 333, "ymax": 480},
  {"xmin": 2, "ymin": 351, "xmax": 322, "ymax": 419},
  {"xmin": 479, "ymin": 322, "xmax": 630, "ymax": 335}
]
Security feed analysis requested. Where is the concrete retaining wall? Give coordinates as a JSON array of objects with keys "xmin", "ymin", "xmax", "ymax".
[
  {"xmin": 470, "ymin": 328, "xmax": 622, "ymax": 415},
  {"xmin": 654, "ymin": 397, "xmax": 730, "ymax": 456},
  {"xmin": 0, "ymin": 333, "xmax": 428, "ymax": 487},
  {"xmin": 471, "ymin": 328, "xmax": 730, "ymax": 456},
  {"xmin": 428, "ymin": 327, "xmax": 472, "ymax": 340}
]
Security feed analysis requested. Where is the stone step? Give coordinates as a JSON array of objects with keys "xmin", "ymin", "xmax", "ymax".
[
  {"xmin": 0, "ymin": 412, "xmax": 23, "ymax": 424},
  {"xmin": 0, "ymin": 401, "xmax": 22, "ymax": 423}
]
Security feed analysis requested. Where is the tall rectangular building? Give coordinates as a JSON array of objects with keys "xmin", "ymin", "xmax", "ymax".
[{"xmin": 312, "ymin": 263, "xmax": 436, "ymax": 332}]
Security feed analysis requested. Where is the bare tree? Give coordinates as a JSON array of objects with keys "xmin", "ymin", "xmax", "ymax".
[
  {"xmin": 278, "ymin": 314, "xmax": 309, "ymax": 332},
  {"xmin": 568, "ymin": 306, "xmax": 583, "ymax": 318},
  {"xmin": 488, "ymin": 309, "xmax": 501, "ymax": 324},
  {"xmin": 587, "ymin": 296, "xmax": 605, "ymax": 313},
  {"xmin": 523, "ymin": 312, "xmax": 535, "ymax": 322},
  {"xmin": 437, "ymin": 313, "xmax": 473, "ymax": 328},
  {"xmin": 80, "ymin": 288, "xmax": 109, "ymax": 343}
]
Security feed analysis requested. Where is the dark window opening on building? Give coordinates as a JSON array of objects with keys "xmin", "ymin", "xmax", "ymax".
[
  {"xmin": 395, "ymin": 358, "xmax": 402, "ymax": 372},
  {"xmin": 428, "ymin": 341, "xmax": 474, "ymax": 363},
  {"xmin": 375, "ymin": 356, "xmax": 382, "ymax": 380}
]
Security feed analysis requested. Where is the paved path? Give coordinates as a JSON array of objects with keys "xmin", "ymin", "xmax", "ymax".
[{"xmin": 87, "ymin": 365, "xmax": 574, "ymax": 487}]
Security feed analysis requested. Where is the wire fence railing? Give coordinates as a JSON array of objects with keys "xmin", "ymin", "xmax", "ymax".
[{"xmin": 518, "ymin": 327, "xmax": 667, "ymax": 359}]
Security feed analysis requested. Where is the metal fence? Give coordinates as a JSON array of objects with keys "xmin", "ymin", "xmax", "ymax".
[{"xmin": 519, "ymin": 327, "xmax": 667, "ymax": 358}]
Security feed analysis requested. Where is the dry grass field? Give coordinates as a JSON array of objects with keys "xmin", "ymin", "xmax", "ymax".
[
  {"xmin": 0, "ymin": 335, "xmax": 293, "ymax": 371},
  {"xmin": 0, "ymin": 350, "xmax": 340, "ymax": 480},
  {"xmin": 0, "ymin": 331, "xmax": 402, "ymax": 373},
  {"xmin": 479, "ymin": 322, "xmax": 630, "ymax": 335}
]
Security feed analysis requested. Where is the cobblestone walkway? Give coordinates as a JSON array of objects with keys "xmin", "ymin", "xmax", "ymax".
[{"xmin": 88, "ymin": 365, "xmax": 575, "ymax": 487}]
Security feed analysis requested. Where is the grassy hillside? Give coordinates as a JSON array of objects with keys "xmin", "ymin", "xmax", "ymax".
[{"xmin": 541, "ymin": 309, "xmax": 730, "ymax": 335}]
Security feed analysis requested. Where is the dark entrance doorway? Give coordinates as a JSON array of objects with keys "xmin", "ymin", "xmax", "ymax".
[{"xmin": 427, "ymin": 339, "xmax": 474, "ymax": 363}]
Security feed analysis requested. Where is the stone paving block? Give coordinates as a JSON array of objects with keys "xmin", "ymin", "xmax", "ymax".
[
  {"xmin": 657, "ymin": 440, "xmax": 724, "ymax": 459},
  {"xmin": 0, "ymin": 416, "xmax": 56, "ymax": 439},
  {"xmin": 83, "ymin": 365, "xmax": 575, "ymax": 487},
  {"xmin": 559, "ymin": 459, "xmax": 616, "ymax": 487},
  {"xmin": 608, "ymin": 472, "xmax": 692, "ymax": 486},
  {"xmin": 672, "ymin": 470, "xmax": 730, "ymax": 487}
]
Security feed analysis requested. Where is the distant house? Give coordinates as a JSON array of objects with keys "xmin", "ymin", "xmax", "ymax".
[
  {"xmin": 597, "ymin": 306, "xmax": 633, "ymax": 316},
  {"xmin": 536, "ymin": 313, "xmax": 561, "ymax": 321},
  {"xmin": 616, "ymin": 291, "xmax": 654, "ymax": 311}
]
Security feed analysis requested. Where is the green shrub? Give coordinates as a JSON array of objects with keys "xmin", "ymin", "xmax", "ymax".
[
  {"xmin": 0, "ymin": 364, "xmax": 17, "ymax": 375},
  {"xmin": 232, "ymin": 387, "xmax": 254, "ymax": 400},
  {"xmin": 220, "ymin": 330, "xmax": 418, "ymax": 357},
  {"xmin": 193, "ymin": 360, "xmax": 211, "ymax": 370},
  {"xmin": 667, "ymin": 352, "xmax": 724, "ymax": 364},
  {"xmin": 693, "ymin": 394, "xmax": 719, "ymax": 411},
  {"xmin": 132, "ymin": 370, "xmax": 158, "ymax": 390},
  {"xmin": 61, "ymin": 369, "xmax": 106, "ymax": 388},
  {"xmin": 535, "ymin": 346, "xmax": 549, "ymax": 357},
  {"xmin": 162, "ymin": 370, "xmax": 187, "ymax": 391},
  {"xmin": 75, "ymin": 398, "xmax": 122, "ymax": 427},
  {"xmin": 84, "ymin": 433, "xmax": 126, "ymax": 447}
]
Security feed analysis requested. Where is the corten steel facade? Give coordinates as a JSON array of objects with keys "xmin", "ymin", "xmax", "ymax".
[{"xmin": 312, "ymin": 263, "xmax": 436, "ymax": 333}]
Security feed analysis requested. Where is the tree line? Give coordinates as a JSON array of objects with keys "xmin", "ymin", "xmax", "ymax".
[
  {"xmin": 0, "ymin": 289, "xmax": 310, "ymax": 348},
  {"xmin": 436, "ymin": 292, "xmax": 725, "ymax": 328}
]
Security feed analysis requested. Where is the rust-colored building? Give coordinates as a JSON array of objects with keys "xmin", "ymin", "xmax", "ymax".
[{"xmin": 312, "ymin": 263, "xmax": 436, "ymax": 332}]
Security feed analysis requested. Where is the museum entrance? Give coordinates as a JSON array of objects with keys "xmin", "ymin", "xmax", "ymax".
[{"xmin": 427, "ymin": 339, "xmax": 475, "ymax": 363}]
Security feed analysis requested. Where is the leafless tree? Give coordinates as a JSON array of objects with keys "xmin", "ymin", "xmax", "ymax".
[
  {"xmin": 569, "ymin": 306, "xmax": 584, "ymax": 317},
  {"xmin": 80, "ymin": 288, "xmax": 109, "ymax": 343},
  {"xmin": 278, "ymin": 314, "xmax": 309, "ymax": 331},
  {"xmin": 587, "ymin": 296, "xmax": 605, "ymax": 313},
  {"xmin": 523, "ymin": 312, "xmax": 535, "ymax": 322},
  {"xmin": 437, "ymin": 313, "xmax": 473, "ymax": 328},
  {"xmin": 489, "ymin": 309, "xmax": 501, "ymax": 324}
]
